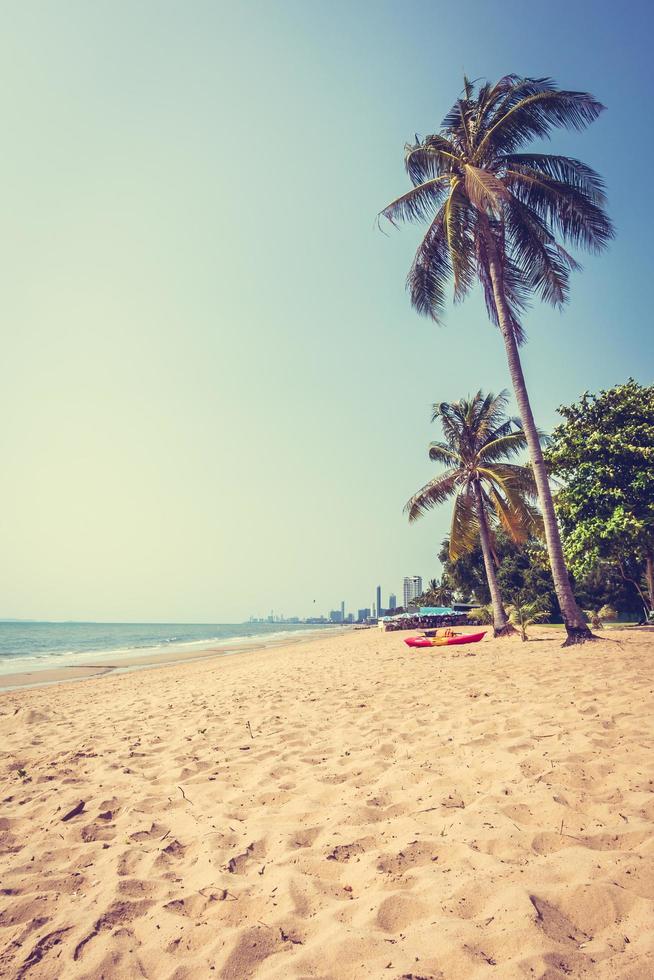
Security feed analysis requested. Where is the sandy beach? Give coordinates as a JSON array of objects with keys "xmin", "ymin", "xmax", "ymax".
[{"xmin": 0, "ymin": 626, "xmax": 652, "ymax": 979}]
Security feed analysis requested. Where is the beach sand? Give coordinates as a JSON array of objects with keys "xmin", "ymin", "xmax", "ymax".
[{"xmin": 0, "ymin": 626, "xmax": 652, "ymax": 979}]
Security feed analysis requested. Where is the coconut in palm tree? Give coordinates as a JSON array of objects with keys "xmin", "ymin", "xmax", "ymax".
[
  {"xmin": 382, "ymin": 74, "xmax": 614, "ymax": 644},
  {"xmin": 405, "ymin": 390, "xmax": 541, "ymax": 637}
]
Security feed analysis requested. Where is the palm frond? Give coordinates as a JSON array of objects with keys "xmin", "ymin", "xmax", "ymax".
[
  {"xmin": 441, "ymin": 92, "xmax": 476, "ymax": 153},
  {"xmin": 504, "ymin": 197, "xmax": 577, "ymax": 307},
  {"xmin": 463, "ymin": 164, "xmax": 510, "ymax": 212},
  {"xmin": 478, "ymin": 429, "xmax": 528, "ymax": 462},
  {"xmin": 473, "ymin": 80, "xmax": 498, "ymax": 134},
  {"xmin": 428, "ymin": 441, "xmax": 462, "ymax": 466},
  {"xmin": 489, "ymin": 417, "xmax": 524, "ymax": 437},
  {"xmin": 406, "ymin": 204, "xmax": 452, "ymax": 321},
  {"xmin": 484, "ymin": 484, "xmax": 532, "ymax": 545},
  {"xmin": 404, "ymin": 470, "xmax": 460, "ymax": 522},
  {"xmin": 480, "ymin": 83, "xmax": 605, "ymax": 156},
  {"xmin": 432, "ymin": 399, "xmax": 465, "ymax": 447},
  {"xmin": 504, "ymin": 168, "xmax": 614, "ymax": 252},
  {"xmin": 479, "ymin": 462, "xmax": 540, "ymax": 498},
  {"xmin": 380, "ymin": 176, "xmax": 450, "ymax": 226},
  {"xmin": 472, "ymin": 390, "xmax": 512, "ymax": 440},
  {"xmin": 449, "ymin": 490, "xmax": 480, "ymax": 559},
  {"xmin": 506, "ymin": 598, "xmax": 550, "ymax": 638},
  {"xmin": 500, "ymin": 153, "xmax": 607, "ymax": 204},
  {"xmin": 405, "ymin": 137, "xmax": 460, "ymax": 184},
  {"xmin": 444, "ymin": 182, "xmax": 476, "ymax": 300}
]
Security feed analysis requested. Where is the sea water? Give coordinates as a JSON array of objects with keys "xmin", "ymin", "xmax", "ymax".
[{"xmin": 0, "ymin": 621, "xmax": 337, "ymax": 678}]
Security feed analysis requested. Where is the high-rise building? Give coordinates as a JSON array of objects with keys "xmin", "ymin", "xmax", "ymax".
[
  {"xmin": 341, "ymin": 600, "xmax": 345, "ymax": 620},
  {"xmin": 358, "ymin": 608, "xmax": 371, "ymax": 621},
  {"xmin": 403, "ymin": 575, "xmax": 423, "ymax": 608},
  {"xmin": 376, "ymin": 585, "xmax": 382, "ymax": 618},
  {"xmin": 329, "ymin": 609, "xmax": 344, "ymax": 623},
  {"xmin": 389, "ymin": 593, "xmax": 397, "ymax": 611}
]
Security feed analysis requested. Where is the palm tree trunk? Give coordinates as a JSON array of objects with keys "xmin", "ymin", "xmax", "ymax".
[
  {"xmin": 484, "ymin": 250, "xmax": 594, "ymax": 645},
  {"xmin": 472, "ymin": 480, "xmax": 515, "ymax": 637},
  {"xmin": 646, "ymin": 552, "xmax": 654, "ymax": 613}
]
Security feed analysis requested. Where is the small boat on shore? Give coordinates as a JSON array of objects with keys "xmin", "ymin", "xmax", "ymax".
[{"xmin": 404, "ymin": 631, "xmax": 486, "ymax": 648}]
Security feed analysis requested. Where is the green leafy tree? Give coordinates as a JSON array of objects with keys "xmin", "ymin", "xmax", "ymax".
[
  {"xmin": 381, "ymin": 74, "xmax": 613, "ymax": 644},
  {"xmin": 439, "ymin": 532, "xmax": 559, "ymax": 616},
  {"xmin": 438, "ymin": 538, "xmax": 490, "ymax": 604},
  {"xmin": 405, "ymin": 391, "xmax": 541, "ymax": 636},
  {"xmin": 497, "ymin": 538, "xmax": 560, "ymax": 617},
  {"xmin": 574, "ymin": 562, "xmax": 641, "ymax": 619},
  {"xmin": 547, "ymin": 380, "xmax": 654, "ymax": 619},
  {"xmin": 422, "ymin": 577, "xmax": 454, "ymax": 606}
]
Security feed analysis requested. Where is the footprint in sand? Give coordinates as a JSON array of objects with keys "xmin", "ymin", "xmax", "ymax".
[
  {"xmin": 129, "ymin": 821, "xmax": 170, "ymax": 842},
  {"xmin": 219, "ymin": 924, "xmax": 280, "ymax": 979},
  {"xmin": 13, "ymin": 926, "xmax": 73, "ymax": 978},
  {"xmin": 289, "ymin": 877, "xmax": 315, "ymax": 917},
  {"xmin": 72, "ymin": 898, "xmax": 153, "ymax": 962},
  {"xmin": 532, "ymin": 882, "xmax": 637, "ymax": 942},
  {"xmin": 530, "ymin": 832, "xmax": 571, "ymax": 855},
  {"xmin": 501, "ymin": 803, "xmax": 535, "ymax": 825},
  {"xmin": 81, "ymin": 819, "xmax": 116, "ymax": 843},
  {"xmin": 326, "ymin": 840, "xmax": 368, "ymax": 863},
  {"xmin": 0, "ymin": 894, "xmax": 52, "ymax": 927},
  {"xmin": 155, "ymin": 838, "xmax": 187, "ymax": 865},
  {"xmin": 226, "ymin": 839, "xmax": 266, "ymax": 874},
  {"xmin": 376, "ymin": 839, "xmax": 441, "ymax": 875},
  {"xmin": 375, "ymin": 892, "xmax": 429, "ymax": 933},
  {"xmin": 77, "ymin": 927, "xmax": 148, "ymax": 979},
  {"xmin": 117, "ymin": 849, "xmax": 149, "ymax": 877},
  {"xmin": 580, "ymin": 830, "xmax": 651, "ymax": 851},
  {"xmin": 287, "ymin": 826, "xmax": 323, "ymax": 850},
  {"xmin": 117, "ymin": 877, "xmax": 166, "ymax": 899},
  {"xmin": 164, "ymin": 891, "xmax": 220, "ymax": 918}
]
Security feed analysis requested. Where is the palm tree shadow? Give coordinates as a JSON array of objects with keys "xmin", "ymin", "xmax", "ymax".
[{"xmin": 527, "ymin": 634, "xmax": 621, "ymax": 644}]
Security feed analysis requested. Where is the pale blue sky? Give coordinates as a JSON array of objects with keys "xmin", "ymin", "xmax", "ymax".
[{"xmin": 1, "ymin": 0, "xmax": 651, "ymax": 622}]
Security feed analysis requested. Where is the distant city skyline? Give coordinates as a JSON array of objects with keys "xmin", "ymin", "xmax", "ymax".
[{"xmin": 249, "ymin": 575, "xmax": 428, "ymax": 624}]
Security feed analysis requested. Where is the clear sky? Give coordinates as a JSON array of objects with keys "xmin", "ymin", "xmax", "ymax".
[{"xmin": 1, "ymin": 0, "xmax": 652, "ymax": 622}]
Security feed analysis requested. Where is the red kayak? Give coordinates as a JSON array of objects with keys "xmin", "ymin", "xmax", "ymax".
[{"xmin": 405, "ymin": 631, "xmax": 486, "ymax": 648}]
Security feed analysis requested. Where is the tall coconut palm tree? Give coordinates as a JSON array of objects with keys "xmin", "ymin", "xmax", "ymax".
[
  {"xmin": 405, "ymin": 390, "xmax": 541, "ymax": 637},
  {"xmin": 381, "ymin": 75, "xmax": 614, "ymax": 644}
]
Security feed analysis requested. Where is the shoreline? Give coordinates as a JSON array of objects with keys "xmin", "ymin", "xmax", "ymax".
[{"xmin": 0, "ymin": 625, "xmax": 352, "ymax": 692}]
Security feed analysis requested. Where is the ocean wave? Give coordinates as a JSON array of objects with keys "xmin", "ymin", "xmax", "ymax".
[{"xmin": 0, "ymin": 624, "xmax": 340, "ymax": 677}]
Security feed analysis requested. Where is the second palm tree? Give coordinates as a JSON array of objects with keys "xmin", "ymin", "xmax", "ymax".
[{"xmin": 405, "ymin": 391, "xmax": 540, "ymax": 637}]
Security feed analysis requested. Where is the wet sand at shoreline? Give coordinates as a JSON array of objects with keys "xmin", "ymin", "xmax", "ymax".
[{"xmin": 0, "ymin": 629, "xmax": 349, "ymax": 691}]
